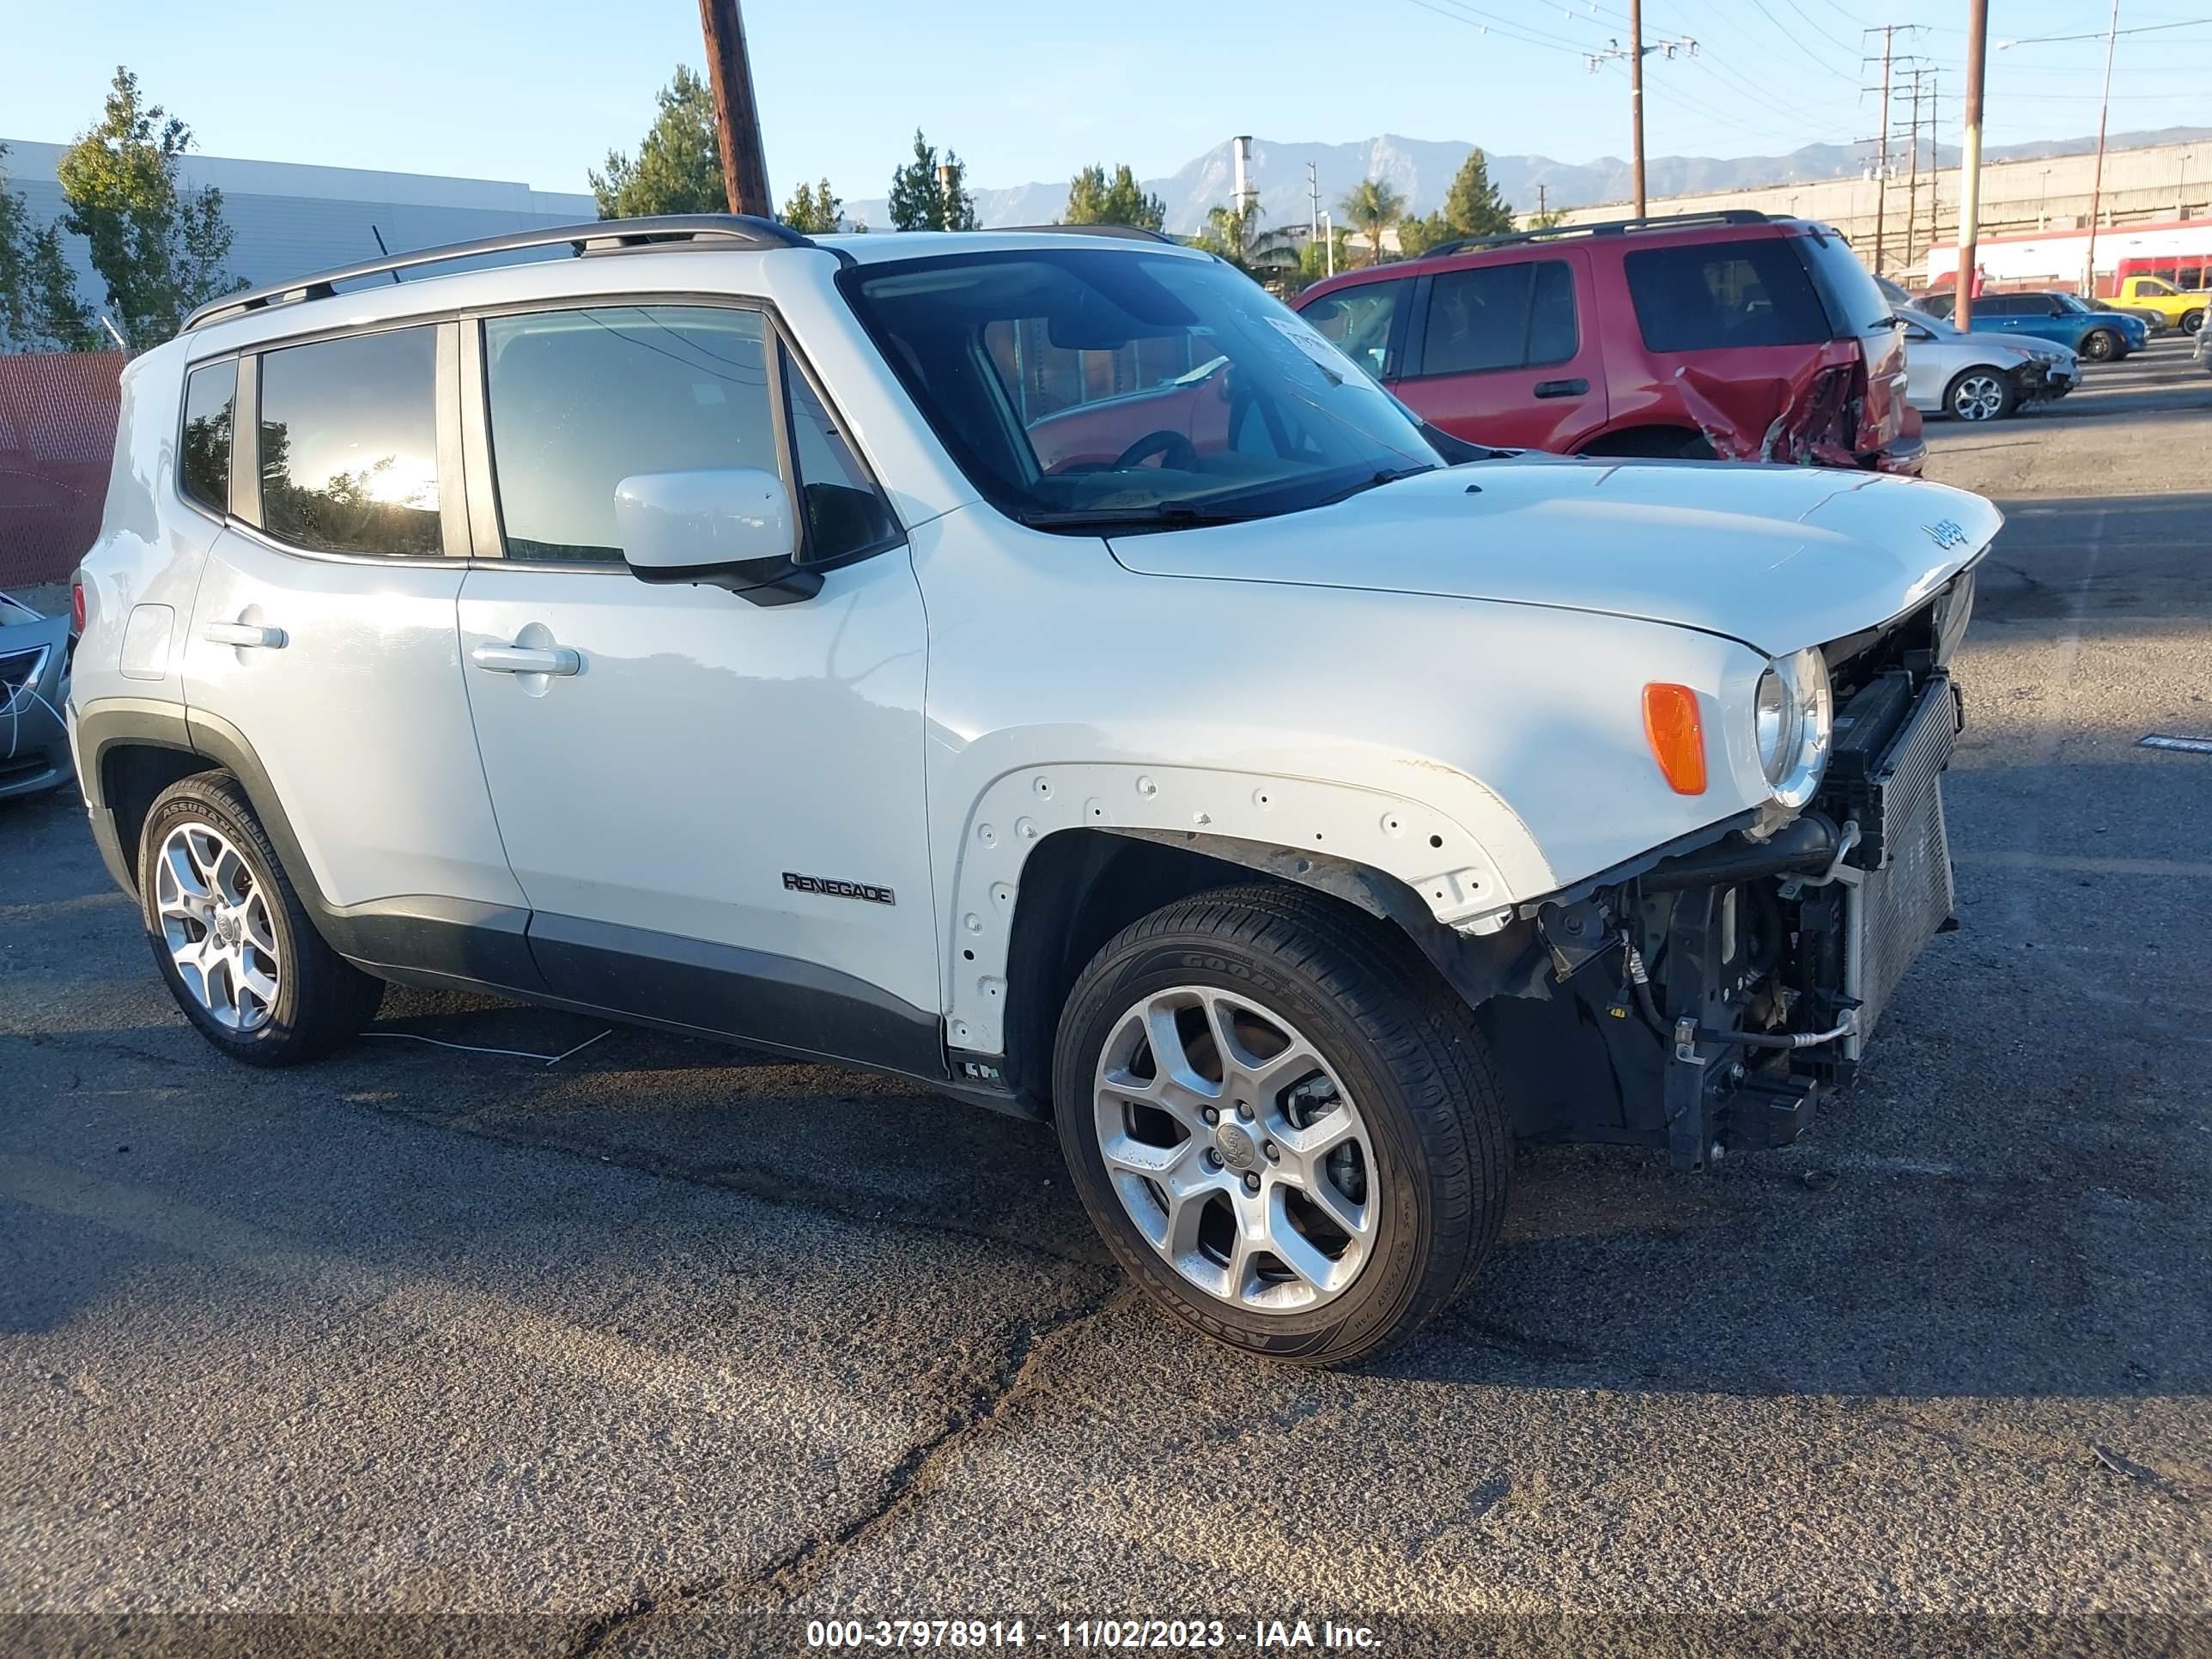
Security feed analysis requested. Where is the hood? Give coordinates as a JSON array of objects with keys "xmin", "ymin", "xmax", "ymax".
[{"xmin": 1107, "ymin": 457, "xmax": 2002, "ymax": 654}]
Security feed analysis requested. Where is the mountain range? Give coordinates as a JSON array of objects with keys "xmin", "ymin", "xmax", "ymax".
[{"xmin": 842, "ymin": 126, "xmax": 2212, "ymax": 236}]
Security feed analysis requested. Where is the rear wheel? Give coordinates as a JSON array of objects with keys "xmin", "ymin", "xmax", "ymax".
[
  {"xmin": 1053, "ymin": 885, "xmax": 1510, "ymax": 1366},
  {"xmin": 138, "ymin": 772, "xmax": 383, "ymax": 1066},
  {"xmin": 2080, "ymin": 328, "xmax": 2121, "ymax": 362},
  {"xmin": 1943, "ymin": 368, "xmax": 2016, "ymax": 422}
]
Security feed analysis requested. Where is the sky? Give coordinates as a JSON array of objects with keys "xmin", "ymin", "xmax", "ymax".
[{"xmin": 5, "ymin": 1, "xmax": 2209, "ymax": 203}]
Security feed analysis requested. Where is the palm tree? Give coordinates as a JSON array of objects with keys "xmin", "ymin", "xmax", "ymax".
[
  {"xmin": 1195, "ymin": 201, "xmax": 1300, "ymax": 284},
  {"xmin": 1339, "ymin": 178, "xmax": 1407, "ymax": 266}
]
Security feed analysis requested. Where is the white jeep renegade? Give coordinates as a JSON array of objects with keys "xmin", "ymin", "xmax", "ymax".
[{"xmin": 70, "ymin": 216, "xmax": 1997, "ymax": 1364}]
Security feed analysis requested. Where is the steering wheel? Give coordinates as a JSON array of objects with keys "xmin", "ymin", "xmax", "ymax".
[{"xmin": 1112, "ymin": 429, "xmax": 1200, "ymax": 471}]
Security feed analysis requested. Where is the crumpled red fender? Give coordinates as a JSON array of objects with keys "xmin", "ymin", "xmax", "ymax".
[{"xmin": 1671, "ymin": 358, "xmax": 1863, "ymax": 467}]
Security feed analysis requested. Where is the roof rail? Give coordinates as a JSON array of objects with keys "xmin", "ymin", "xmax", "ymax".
[
  {"xmin": 997, "ymin": 223, "xmax": 1182, "ymax": 244},
  {"xmin": 1418, "ymin": 208, "xmax": 1777, "ymax": 264},
  {"xmin": 180, "ymin": 214, "xmax": 819, "ymax": 334}
]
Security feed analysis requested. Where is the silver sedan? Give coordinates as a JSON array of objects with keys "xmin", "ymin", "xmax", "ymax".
[{"xmin": 1, "ymin": 591, "xmax": 75, "ymax": 800}]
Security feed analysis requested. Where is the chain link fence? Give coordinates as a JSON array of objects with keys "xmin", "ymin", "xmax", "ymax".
[{"xmin": 0, "ymin": 350, "xmax": 125, "ymax": 591}]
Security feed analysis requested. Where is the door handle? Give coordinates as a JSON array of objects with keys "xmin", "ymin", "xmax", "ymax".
[
  {"xmin": 471, "ymin": 641, "xmax": 581, "ymax": 677},
  {"xmin": 203, "ymin": 620, "xmax": 287, "ymax": 648},
  {"xmin": 1533, "ymin": 378, "xmax": 1589, "ymax": 399}
]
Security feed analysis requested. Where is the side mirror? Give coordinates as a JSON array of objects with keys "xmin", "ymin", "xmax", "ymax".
[{"xmin": 616, "ymin": 468, "xmax": 822, "ymax": 607}]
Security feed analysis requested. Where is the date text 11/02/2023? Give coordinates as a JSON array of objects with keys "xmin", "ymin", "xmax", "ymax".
[{"xmin": 804, "ymin": 1619, "xmax": 1382, "ymax": 1649}]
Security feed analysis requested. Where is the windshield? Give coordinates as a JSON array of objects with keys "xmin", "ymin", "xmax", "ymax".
[
  {"xmin": 2056, "ymin": 294, "xmax": 2099, "ymax": 314},
  {"xmin": 840, "ymin": 247, "xmax": 1443, "ymax": 530}
]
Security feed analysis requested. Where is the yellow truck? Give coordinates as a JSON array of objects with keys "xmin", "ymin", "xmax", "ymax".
[{"xmin": 2111, "ymin": 275, "xmax": 2209, "ymax": 336}]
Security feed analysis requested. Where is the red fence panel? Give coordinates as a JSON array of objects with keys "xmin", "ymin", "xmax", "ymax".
[{"xmin": 0, "ymin": 350, "xmax": 125, "ymax": 590}]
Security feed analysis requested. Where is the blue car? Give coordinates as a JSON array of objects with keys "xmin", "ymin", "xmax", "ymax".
[{"xmin": 1954, "ymin": 290, "xmax": 2149, "ymax": 362}]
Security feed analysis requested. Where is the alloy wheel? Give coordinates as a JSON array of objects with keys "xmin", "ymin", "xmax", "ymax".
[
  {"xmin": 1091, "ymin": 986, "xmax": 1378, "ymax": 1314},
  {"xmin": 1950, "ymin": 374, "xmax": 2008, "ymax": 422},
  {"xmin": 155, "ymin": 822, "xmax": 280, "ymax": 1032}
]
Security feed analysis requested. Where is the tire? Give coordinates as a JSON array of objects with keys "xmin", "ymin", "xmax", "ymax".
[
  {"xmin": 2181, "ymin": 309, "xmax": 2204, "ymax": 336},
  {"xmin": 2080, "ymin": 328, "xmax": 2120, "ymax": 362},
  {"xmin": 1052, "ymin": 884, "xmax": 1510, "ymax": 1366},
  {"xmin": 1943, "ymin": 367, "xmax": 2017, "ymax": 422},
  {"xmin": 137, "ymin": 771, "xmax": 383, "ymax": 1066}
]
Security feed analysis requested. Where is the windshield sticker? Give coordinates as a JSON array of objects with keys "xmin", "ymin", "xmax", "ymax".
[{"xmin": 1264, "ymin": 314, "xmax": 1357, "ymax": 380}]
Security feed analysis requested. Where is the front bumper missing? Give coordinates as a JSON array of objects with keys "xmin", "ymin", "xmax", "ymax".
[
  {"xmin": 2016, "ymin": 361, "xmax": 2078, "ymax": 403},
  {"xmin": 1662, "ymin": 670, "xmax": 1960, "ymax": 1166}
]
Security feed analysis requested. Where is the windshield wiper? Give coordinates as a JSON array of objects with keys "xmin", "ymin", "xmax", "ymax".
[
  {"xmin": 1316, "ymin": 463, "xmax": 1438, "ymax": 507},
  {"xmin": 1021, "ymin": 504, "xmax": 1263, "ymax": 533}
]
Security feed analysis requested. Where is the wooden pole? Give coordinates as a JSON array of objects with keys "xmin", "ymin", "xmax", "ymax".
[
  {"xmin": 1629, "ymin": 0, "xmax": 1647, "ymax": 216},
  {"xmin": 2081, "ymin": 0, "xmax": 2122, "ymax": 298},
  {"xmin": 1954, "ymin": 0, "xmax": 1988, "ymax": 329},
  {"xmin": 697, "ymin": 0, "xmax": 772, "ymax": 217}
]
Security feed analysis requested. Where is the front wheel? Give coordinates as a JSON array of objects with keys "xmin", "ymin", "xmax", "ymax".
[
  {"xmin": 1944, "ymin": 368, "xmax": 2017, "ymax": 422},
  {"xmin": 1053, "ymin": 885, "xmax": 1510, "ymax": 1366},
  {"xmin": 138, "ymin": 772, "xmax": 384, "ymax": 1066},
  {"xmin": 2080, "ymin": 328, "xmax": 2120, "ymax": 362},
  {"xmin": 2180, "ymin": 309, "xmax": 2204, "ymax": 336}
]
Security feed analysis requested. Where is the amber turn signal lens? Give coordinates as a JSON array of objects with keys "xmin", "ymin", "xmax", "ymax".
[{"xmin": 1642, "ymin": 683, "xmax": 1707, "ymax": 795}]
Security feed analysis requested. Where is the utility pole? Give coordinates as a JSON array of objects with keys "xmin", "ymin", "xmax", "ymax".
[
  {"xmin": 1926, "ymin": 73, "xmax": 1940, "ymax": 271},
  {"xmin": 1308, "ymin": 161, "xmax": 1320, "ymax": 243},
  {"xmin": 1538, "ymin": 183, "xmax": 1549, "ymax": 220},
  {"xmin": 1866, "ymin": 25, "xmax": 1895, "ymax": 277},
  {"xmin": 1955, "ymin": 0, "xmax": 1988, "ymax": 325},
  {"xmin": 1586, "ymin": 10, "xmax": 1696, "ymax": 216},
  {"xmin": 2082, "ymin": 0, "xmax": 2122, "ymax": 298},
  {"xmin": 1629, "ymin": 0, "xmax": 1646, "ymax": 216},
  {"xmin": 1903, "ymin": 69, "xmax": 1925, "ymax": 278},
  {"xmin": 697, "ymin": 0, "xmax": 772, "ymax": 216}
]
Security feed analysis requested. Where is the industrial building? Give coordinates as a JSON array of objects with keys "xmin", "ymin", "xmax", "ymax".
[{"xmin": 0, "ymin": 139, "xmax": 594, "ymax": 313}]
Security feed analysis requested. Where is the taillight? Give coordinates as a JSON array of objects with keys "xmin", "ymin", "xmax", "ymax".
[{"xmin": 70, "ymin": 579, "xmax": 87, "ymax": 635}]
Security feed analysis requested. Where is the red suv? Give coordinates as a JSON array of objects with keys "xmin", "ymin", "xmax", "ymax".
[{"xmin": 1293, "ymin": 210, "xmax": 1923, "ymax": 474}]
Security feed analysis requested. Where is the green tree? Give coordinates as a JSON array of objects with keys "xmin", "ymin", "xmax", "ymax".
[
  {"xmin": 0, "ymin": 143, "xmax": 96, "ymax": 350},
  {"xmin": 1526, "ymin": 207, "xmax": 1569, "ymax": 230},
  {"xmin": 1063, "ymin": 163, "xmax": 1166, "ymax": 232},
  {"xmin": 1395, "ymin": 211, "xmax": 1451, "ymax": 258},
  {"xmin": 591, "ymin": 67, "xmax": 726, "ymax": 219},
  {"xmin": 1194, "ymin": 201, "xmax": 1299, "ymax": 283},
  {"xmin": 52, "ymin": 69, "xmax": 241, "ymax": 344},
  {"xmin": 1442, "ymin": 148, "xmax": 1515, "ymax": 239},
  {"xmin": 887, "ymin": 131, "xmax": 978, "ymax": 231},
  {"xmin": 1338, "ymin": 177, "xmax": 1406, "ymax": 266},
  {"xmin": 781, "ymin": 178, "xmax": 842, "ymax": 233}
]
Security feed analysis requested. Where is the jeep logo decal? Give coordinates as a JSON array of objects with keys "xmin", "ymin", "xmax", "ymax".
[{"xmin": 1922, "ymin": 519, "xmax": 1970, "ymax": 550}]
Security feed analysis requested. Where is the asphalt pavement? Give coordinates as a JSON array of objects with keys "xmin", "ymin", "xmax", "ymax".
[{"xmin": 3, "ymin": 335, "xmax": 2209, "ymax": 1658}]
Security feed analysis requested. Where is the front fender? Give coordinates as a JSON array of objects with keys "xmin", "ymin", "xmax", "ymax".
[{"xmin": 937, "ymin": 757, "xmax": 1551, "ymax": 1054}]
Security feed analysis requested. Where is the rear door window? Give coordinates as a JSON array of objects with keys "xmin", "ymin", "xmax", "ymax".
[
  {"xmin": 256, "ymin": 326, "xmax": 442, "ymax": 556},
  {"xmin": 1624, "ymin": 240, "xmax": 1832, "ymax": 351},
  {"xmin": 1299, "ymin": 280, "xmax": 1407, "ymax": 381},
  {"xmin": 1417, "ymin": 259, "xmax": 1577, "ymax": 376}
]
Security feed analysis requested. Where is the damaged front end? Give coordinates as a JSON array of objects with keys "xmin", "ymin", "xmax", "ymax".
[{"xmin": 1475, "ymin": 571, "xmax": 1970, "ymax": 1170}]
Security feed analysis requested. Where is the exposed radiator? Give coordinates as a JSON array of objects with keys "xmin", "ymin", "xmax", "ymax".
[{"xmin": 1844, "ymin": 674, "xmax": 1960, "ymax": 1056}]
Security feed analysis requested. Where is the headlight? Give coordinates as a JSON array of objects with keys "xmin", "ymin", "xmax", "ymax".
[{"xmin": 1753, "ymin": 647, "xmax": 1832, "ymax": 809}]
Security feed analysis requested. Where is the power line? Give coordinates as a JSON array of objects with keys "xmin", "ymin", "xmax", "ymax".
[
  {"xmin": 1998, "ymin": 15, "xmax": 2212, "ymax": 46},
  {"xmin": 1398, "ymin": 0, "xmax": 1589, "ymax": 54},
  {"xmin": 1399, "ymin": 0, "xmax": 1596, "ymax": 56}
]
